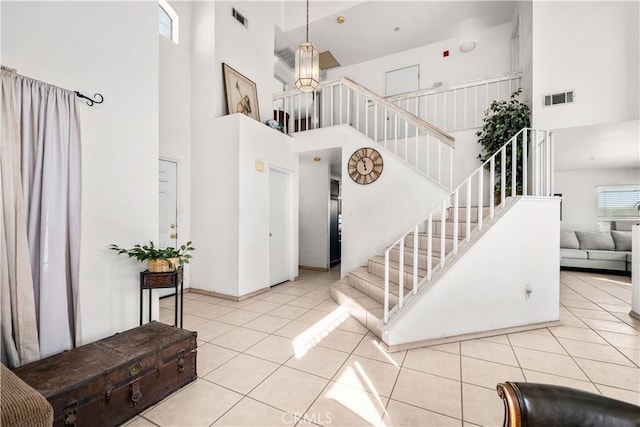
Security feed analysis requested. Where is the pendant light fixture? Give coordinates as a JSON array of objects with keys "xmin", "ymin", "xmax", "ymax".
[{"xmin": 294, "ymin": 0, "xmax": 320, "ymax": 92}]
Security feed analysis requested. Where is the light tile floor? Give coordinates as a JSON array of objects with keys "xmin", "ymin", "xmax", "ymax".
[{"xmin": 125, "ymin": 268, "xmax": 640, "ymax": 427}]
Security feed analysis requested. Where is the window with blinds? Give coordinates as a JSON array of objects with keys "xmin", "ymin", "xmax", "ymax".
[{"xmin": 597, "ymin": 185, "xmax": 640, "ymax": 219}]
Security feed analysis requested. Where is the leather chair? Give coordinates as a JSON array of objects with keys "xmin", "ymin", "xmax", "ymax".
[{"xmin": 497, "ymin": 382, "xmax": 640, "ymax": 427}]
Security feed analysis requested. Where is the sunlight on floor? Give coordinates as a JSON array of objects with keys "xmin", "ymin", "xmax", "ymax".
[
  {"xmin": 371, "ymin": 338, "xmax": 399, "ymax": 368},
  {"xmin": 327, "ymin": 362, "xmax": 388, "ymax": 426},
  {"xmin": 292, "ymin": 305, "xmax": 350, "ymax": 359}
]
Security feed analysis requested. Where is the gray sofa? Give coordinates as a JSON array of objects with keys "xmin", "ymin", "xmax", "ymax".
[{"xmin": 560, "ymin": 230, "xmax": 632, "ymax": 272}]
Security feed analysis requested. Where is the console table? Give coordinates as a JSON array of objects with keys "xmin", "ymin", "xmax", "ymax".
[{"xmin": 139, "ymin": 268, "xmax": 184, "ymax": 328}]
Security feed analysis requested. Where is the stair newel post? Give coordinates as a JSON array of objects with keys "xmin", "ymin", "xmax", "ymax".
[
  {"xmin": 413, "ymin": 226, "xmax": 419, "ymax": 294},
  {"xmin": 489, "ymin": 157, "xmax": 495, "ymax": 219},
  {"xmin": 511, "ymin": 136, "xmax": 517, "ymax": 197},
  {"xmin": 453, "ymin": 190, "xmax": 459, "ymax": 255},
  {"xmin": 501, "ymin": 146, "xmax": 506, "ymax": 205},
  {"xmin": 478, "ymin": 169, "xmax": 483, "ymax": 231},
  {"xmin": 466, "ymin": 179, "xmax": 472, "ymax": 242},
  {"xmin": 398, "ymin": 236, "xmax": 405, "ymax": 309},
  {"xmin": 427, "ymin": 213, "xmax": 433, "ymax": 280},
  {"xmin": 383, "ymin": 249, "xmax": 390, "ymax": 324},
  {"xmin": 523, "ymin": 129, "xmax": 528, "ymax": 196},
  {"xmin": 440, "ymin": 204, "xmax": 446, "ymax": 267}
]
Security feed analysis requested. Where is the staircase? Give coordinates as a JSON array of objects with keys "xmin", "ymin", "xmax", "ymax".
[
  {"xmin": 331, "ymin": 205, "xmax": 488, "ymax": 337},
  {"xmin": 331, "ymin": 127, "xmax": 555, "ymax": 343}
]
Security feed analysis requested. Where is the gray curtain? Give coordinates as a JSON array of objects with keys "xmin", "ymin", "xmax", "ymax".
[
  {"xmin": 0, "ymin": 67, "xmax": 40, "ymax": 367},
  {"xmin": 15, "ymin": 75, "xmax": 82, "ymax": 358}
]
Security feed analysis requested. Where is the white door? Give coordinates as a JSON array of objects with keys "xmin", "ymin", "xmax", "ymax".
[
  {"xmin": 269, "ymin": 168, "xmax": 290, "ymax": 286},
  {"xmin": 159, "ymin": 159, "xmax": 178, "ymax": 297}
]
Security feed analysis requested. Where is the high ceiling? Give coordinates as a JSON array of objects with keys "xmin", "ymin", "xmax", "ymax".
[{"xmin": 276, "ymin": 1, "xmax": 517, "ymax": 68}]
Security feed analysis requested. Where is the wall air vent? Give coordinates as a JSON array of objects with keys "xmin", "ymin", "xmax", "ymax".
[
  {"xmin": 543, "ymin": 91, "xmax": 574, "ymax": 107},
  {"xmin": 232, "ymin": 8, "xmax": 248, "ymax": 28},
  {"xmin": 275, "ymin": 47, "xmax": 296, "ymax": 69}
]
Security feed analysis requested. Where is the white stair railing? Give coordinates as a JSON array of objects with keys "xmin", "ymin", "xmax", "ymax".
[
  {"xmin": 382, "ymin": 128, "xmax": 554, "ymax": 324},
  {"xmin": 385, "ymin": 72, "xmax": 523, "ymax": 132},
  {"xmin": 273, "ymin": 77, "xmax": 455, "ymax": 189}
]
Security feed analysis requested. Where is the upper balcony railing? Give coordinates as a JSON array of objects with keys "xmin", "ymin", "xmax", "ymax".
[
  {"xmin": 273, "ymin": 77, "xmax": 456, "ymax": 190},
  {"xmin": 385, "ymin": 72, "xmax": 523, "ymax": 132}
]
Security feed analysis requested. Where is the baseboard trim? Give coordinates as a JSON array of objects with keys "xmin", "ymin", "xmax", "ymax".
[
  {"xmin": 383, "ymin": 320, "xmax": 563, "ymax": 353},
  {"xmin": 299, "ymin": 265, "xmax": 330, "ymax": 272},
  {"xmin": 188, "ymin": 287, "xmax": 269, "ymax": 302}
]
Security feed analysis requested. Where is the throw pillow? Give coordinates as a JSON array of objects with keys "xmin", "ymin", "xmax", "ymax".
[
  {"xmin": 560, "ymin": 231, "xmax": 580, "ymax": 249},
  {"xmin": 611, "ymin": 231, "xmax": 632, "ymax": 251},
  {"xmin": 575, "ymin": 231, "xmax": 615, "ymax": 251}
]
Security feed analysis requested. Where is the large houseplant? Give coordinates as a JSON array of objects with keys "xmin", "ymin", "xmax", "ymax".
[
  {"xmin": 476, "ymin": 89, "xmax": 531, "ymax": 197},
  {"xmin": 109, "ymin": 241, "xmax": 195, "ymax": 272}
]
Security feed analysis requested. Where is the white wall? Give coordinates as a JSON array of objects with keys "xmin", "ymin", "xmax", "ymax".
[
  {"xmin": 213, "ymin": 1, "xmax": 279, "ymax": 122},
  {"xmin": 293, "ymin": 126, "xmax": 449, "ymax": 276},
  {"xmin": 326, "ymin": 23, "xmax": 513, "ymax": 95},
  {"xmin": 555, "ymin": 167, "xmax": 640, "ymax": 232},
  {"xmin": 531, "ymin": 1, "xmax": 640, "ymax": 129},
  {"xmin": 299, "ymin": 160, "xmax": 331, "ymax": 269},
  {"xmin": 191, "ymin": 114, "xmax": 298, "ymax": 297},
  {"xmin": 516, "ymin": 1, "xmax": 533, "ymax": 103},
  {"xmin": 160, "ymin": 0, "xmax": 192, "ymax": 287},
  {"xmin": 386, "ymin": 197, "xmax": 560, "ymax": 346},
  {"xmin": 2, "ymin": 1, "xmax": 159, "ymax": 344},
  {"xmin": 237, "ymin": 115, "xmax": 299, "ymax": 296}
]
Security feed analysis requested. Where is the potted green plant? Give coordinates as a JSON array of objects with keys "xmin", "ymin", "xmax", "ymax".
[
  {"xmin": 109, "ymin": 241, "xmax": 195, "ymax": 272},
  {"xmin": 476, "ymin": 88, "xmax": 531, "ymax": 199}
]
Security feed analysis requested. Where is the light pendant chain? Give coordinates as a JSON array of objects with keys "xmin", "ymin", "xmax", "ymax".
[{"xmin": 306, "ymin": 0, "xmax": 309, "ymax": 43}]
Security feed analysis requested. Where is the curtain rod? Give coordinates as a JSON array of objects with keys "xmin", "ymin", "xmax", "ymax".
[{"xmin": 1, "ymin": 65, "xmax": 104, "ymax": 107}]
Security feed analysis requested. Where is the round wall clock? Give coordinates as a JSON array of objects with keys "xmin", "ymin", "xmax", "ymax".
[{"xmin": 347, "ymin": 147, "xmax": 384, "ymax": 185}]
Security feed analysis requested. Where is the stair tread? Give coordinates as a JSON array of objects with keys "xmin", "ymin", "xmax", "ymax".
[
  {"xmin": 369, "ymin": 255, "xmax": 427, "ymax": 275},
  {"xmin": 350, "ymin": 267, "xmax": 406, "ymax": 295},
  {"xmin": 390, "ymin": 246, "xmax": 441, "ymax": 257}
]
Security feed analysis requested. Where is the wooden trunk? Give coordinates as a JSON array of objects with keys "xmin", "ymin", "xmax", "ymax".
[{"xmin": 13, "ymin": 321, "xmax": 197, "ymax": 427}]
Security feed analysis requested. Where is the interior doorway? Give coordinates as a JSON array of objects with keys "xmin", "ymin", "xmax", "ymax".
[
  {"xmin": 269, "ymin": 168, "xmax": 291, "ymax": 286},
  {"xmin": 159, "ymin": 159, "xmax": 178, "ymax": 297}
]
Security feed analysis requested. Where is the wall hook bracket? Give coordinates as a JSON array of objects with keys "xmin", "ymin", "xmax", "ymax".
[{"xmin": 74, "ymin": 91, "xmax": 104, "ymax": 106}]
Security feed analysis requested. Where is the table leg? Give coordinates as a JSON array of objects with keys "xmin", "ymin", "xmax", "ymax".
[
  {"xmin": 148, "ymin": 288, "xmax": 152, "ymax": 324},
  {"xmin": 139, "ymin": 285, "xmax": 143, "ymax": 326}
]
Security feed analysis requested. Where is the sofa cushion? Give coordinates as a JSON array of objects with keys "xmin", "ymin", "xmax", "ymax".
[
  {"xmin": 587, "ymin": 250, "xmax": 627, "ymax": 262},
  {"xmin": 624, "ymin": 252, "xmax": 632, "ymax": 262},
  {"xmin": 611, "ymin": 231, "xmax": 632, "ymax": 251},
  {"xmin": 575, "ymin": 231, "xmax": 615, "ymax": 251},
  {"xmin": 560, "ymin": 231, "xmax": 580, "ymax": 249},
  {"xmin": 560, "ymin": 249, "xmax": 588, "ymax": 260}
]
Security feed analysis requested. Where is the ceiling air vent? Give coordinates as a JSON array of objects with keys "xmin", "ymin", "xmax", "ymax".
[
  {"xmin": 232, "ymin": 8, "xmax": 248, "ymax": 28},
  {"xmin": 543, "ymin": 91, "xmax": 574, "ymax": 107},
  {"xmin": 275, "ymin": 47, "xmax": 296, "ymax": 69}
]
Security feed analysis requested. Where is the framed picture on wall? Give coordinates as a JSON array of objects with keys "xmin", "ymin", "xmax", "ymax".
[{"xmin": 222, "ymin": 63, "xmax": 260, "ymax": 121}]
